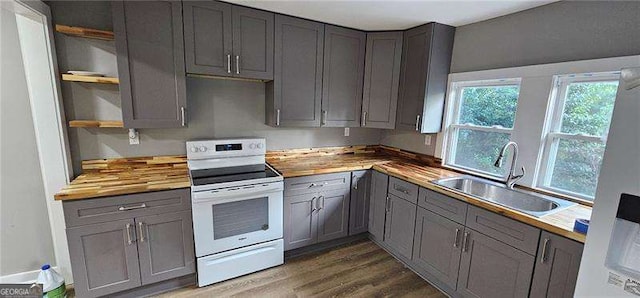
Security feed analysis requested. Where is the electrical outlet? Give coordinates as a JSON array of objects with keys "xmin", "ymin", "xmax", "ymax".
[
  {"xmin": 344, "ymin": 127, "xmax": 350, "ymax": 137},
  {"xmin": 128, "ymin": 129, "xmax": 140, "ymax": 145},
  {"xmin": 425, "ymin": 135, "xmax": 432, "ymax": 146}
]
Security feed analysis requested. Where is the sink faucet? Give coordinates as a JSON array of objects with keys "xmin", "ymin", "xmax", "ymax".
[{"xmin": 494, "ymin": 141, "xmax": 525, "ymax": 189}]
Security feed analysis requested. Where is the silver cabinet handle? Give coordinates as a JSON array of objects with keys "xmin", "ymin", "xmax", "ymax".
[
  {"xmin": 415, "ymin": 114, "xmax": 421, "ymax": 131},
  {"xmin": 453, "ymin": 228, "xmax": 461, "ymax": 248},
  {"xmin": 362, "ymin": 111, "xmax": 367, "ymax": 127},
  {"xmin": 235, "ymin": 55, "xmax": 240, "ymax": 74},
  {"xmin": 138, "ymin": 222, "xmax": 145, "ymax": 243},
  {"xmin": 308, "ymin": 183, "xmax": 326, "ymax": 188},
  {"xmin": 321, "ymin": 110, "xmax": 327, "ymax": 125},
  {"xmin": 276, "ymin": 109, "xmax": 281, "ymax": 126},
  {"xmin": 126, "ymin": 223, "xmax": 134, "ymax": 245},
  {"xmin": 319, "ymin": 196, "xmax": 325, "ymax": 210},
  {"xmin": 540, "ymin": 238, "xmax": 550, "ymax": 263},
  {"xmin": 353, "ymin": 175, "xmax": 358, "ymax": 190},
  {"xmin": 227, "ymin": 54, "xmax": 231, "ymax": 73},
  {"xmin": 462, "ymin": 231, "xmax": 470, "ymax": 252},
  {"xmin": 385, "ymin": 196, "xmax": 391, "ymax": 213},
  {"xmin": 311, "ymin": 197, "xmax": 317, "ymax": 213},
  {"xmin": 394, "ymin": 185, "xmax": 410, "ymax": 195},
  {"xmin": 181, "ymin": 107, "xmax": 186, "ymax": 127},
  {"xmin": 118, "ymin": 203, "xmax": 147, "ymax": 211}
]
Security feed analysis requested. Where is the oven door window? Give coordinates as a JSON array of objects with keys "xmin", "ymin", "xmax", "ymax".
[{"xmin": 211, "ymin": 197, "xmax": 269, "ymax": 239}]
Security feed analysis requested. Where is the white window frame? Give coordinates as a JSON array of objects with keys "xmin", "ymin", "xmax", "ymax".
[
  {"xmin": 536, "ymin": 72, "xmax": 621, "ymax": 200},
  {"xmin": 443, "ymin": 78, "xmax": 522, "ymax": 178}
]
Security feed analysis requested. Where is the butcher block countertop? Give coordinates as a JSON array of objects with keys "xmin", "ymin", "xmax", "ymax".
[
  {"xmin": 266, "ymin": 145, "xmax": 591, "ymax": 243},
  {"xmin": 54, "ymin": 156, "xmax": 190, "ymax": 201}
]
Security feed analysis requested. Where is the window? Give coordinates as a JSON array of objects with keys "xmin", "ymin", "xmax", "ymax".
[
  {"xmin": 538, "ymin": 73, "xmax": 620, "ymax": 200},
  {"xmin": 444, "ymin": 79, "xmax": 521, "ymax": 177}
]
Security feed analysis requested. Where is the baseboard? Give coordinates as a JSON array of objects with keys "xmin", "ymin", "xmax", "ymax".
[
  {"xmin": 285, "ymin": 233, "xmax": 369, "ymax": 260},
  {"xmin": 0, "ymin": 266, "xmax": 59, "ymax": 284}
]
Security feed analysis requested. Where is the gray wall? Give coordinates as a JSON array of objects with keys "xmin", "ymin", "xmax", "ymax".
[
  {"xmin": 0, "ymin": 8, "xmax": 56, "ymax": 275},
  {"xmin": 50, "ymin": 1, "xmax": 383, "ymax": 175},
  {"xmin": 450, "ymin": 0, "xmax": 640, "ymax": 73}
]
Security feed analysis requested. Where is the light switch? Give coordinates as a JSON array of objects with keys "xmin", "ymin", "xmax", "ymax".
[
  {"xmin": 425, "ymin": 135, "xmax": 432, "ymax": 146},
  {"xmin": 344, "ymin": 127, "xmax": 350, "ymax": 137}
]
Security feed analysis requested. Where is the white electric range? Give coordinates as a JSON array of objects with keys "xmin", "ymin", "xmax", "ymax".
[{"xmin": 186, "ymin": 138, "xmax": 284, "ymax": 287}]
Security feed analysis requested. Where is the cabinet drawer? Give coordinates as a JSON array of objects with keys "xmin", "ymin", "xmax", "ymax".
[
  {"xmin": 63, "ymin": 189, "xmax": 191, "ymax": 227},
  {"xmin": 465, "ymin": 206, "xmax": 540, "ymax": 255},
  {"xmin": 284, "ymin": 172, "xmax": 350, "ymax": 196},
  {"xmin": 388, "ymin": 177, "xmax": 419, "ymax": 204},
  {"xmin": 418, "ymin": 188, "xmax": 468, "ymax": 224}
]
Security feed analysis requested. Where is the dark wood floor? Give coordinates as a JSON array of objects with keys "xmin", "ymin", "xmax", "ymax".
[{"xmin": 156, "ymin": 239, "xmax": 446, "ymax": 297}]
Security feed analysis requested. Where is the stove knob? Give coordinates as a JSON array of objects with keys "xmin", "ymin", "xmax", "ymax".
[
  {"xmin": 190, "ymin": 147, "xmax": 199, "ymax": 153},
  {"xmin": 250, "ymin": 143, "xmax": 257, "ymax": 149},
  {"xmin": 256, "ymin": 143, "xmax": 264, "ymax": 149},
  {"xmin": 199, "ymin": 146, "xmax": 207, "ymax": 152}
]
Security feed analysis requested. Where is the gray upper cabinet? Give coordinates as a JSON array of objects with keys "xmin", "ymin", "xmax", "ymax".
[
  {"xmin": 317, "ymin": 189, "xmax": 351, "ymax": 242},
  {"xmin": 412, "ymin": 207, "xmax": 464, "ymax": 290},
  {"xmin": 457, "ymin": 228, "xmax": 535, "ymax": 298},
  {"xmin": 361, "ymin": 32, "xmax": 402, "ymax": 129},
  {"xmin": 136, "ymin": 210, "xmax": 196, "ymax": 285},
  {"xmin": 183, "ymin": 2, "xmax": 273, "ymax": 80},
  {"xmin": 321, "ymin": 25, "xmax": 366, "ymax": 127},
  {"xmin": 396, "ymin": 23, "xmax": 454, "ymax": 133},
  {"xmin": 66, "ymin": 219, "xmax": 142, "ymax": 298},
  {"xmin": 384, "ymin": 194, "xmax": 417, "ymax": 260},
  {"xmin": 368, "ymin": 171, "xmax": 389, "ymax": 241},
  {"xmin": 530, "ymin": 232, "xmax": 584, "ymax": 298},
  {"xmin": 349, "ymin": 170, "xmax": 371, "ymax": 235},
  {"xmin": 113, "ymin": 1, "xmax": 187, "ymax": 128},
  {"xmin": 266, "ymin": 15, "xmax": 324, "ymax": 127},
  {"xmin": 183, "ymin": 1, "xmax": 232, "ymax": 76}
]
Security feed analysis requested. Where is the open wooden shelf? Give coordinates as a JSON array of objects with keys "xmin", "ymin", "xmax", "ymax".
[
  {"xmin": 62, "ymin": 74, "xmax": 119, "ymax": 84},
  {"xmin": 55, "ymin": 24, "xmax": 114, "ymax": 41},
  {"xmin": 69, "ymin": 120, "xmax": 124, "ymax": 128}
]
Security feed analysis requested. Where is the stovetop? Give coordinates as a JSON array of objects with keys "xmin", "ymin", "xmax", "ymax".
[{"xmin": 189, "ymin": 163, "xmax": 283, "ymax": 192}]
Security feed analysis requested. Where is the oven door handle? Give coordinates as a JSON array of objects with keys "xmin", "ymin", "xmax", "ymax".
[{"xmin": 192, "ymin": 184, "xmax": 283, "ymax": 204}]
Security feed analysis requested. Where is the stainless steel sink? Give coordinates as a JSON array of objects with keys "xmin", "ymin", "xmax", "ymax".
[{"xmin": 433, "ymin": 175, "xmax": 575, "ymax": 217}]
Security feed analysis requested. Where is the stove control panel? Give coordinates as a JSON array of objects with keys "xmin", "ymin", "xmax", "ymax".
[{"xmin": 187, "ymin": 138, "xmax": 266, "ymax": 160}]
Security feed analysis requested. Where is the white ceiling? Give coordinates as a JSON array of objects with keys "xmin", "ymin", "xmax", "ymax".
[{"xmin": 225, "ymin": 0, "xmax": 558, "ymax": 30}]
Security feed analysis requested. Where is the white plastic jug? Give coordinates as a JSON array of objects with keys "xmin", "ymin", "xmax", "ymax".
[{"xmin": 36, "ymin": 264, "xmax": 66, "ymax": 298}]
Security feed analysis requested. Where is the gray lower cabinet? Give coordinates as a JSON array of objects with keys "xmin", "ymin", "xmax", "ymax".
[
  {"xmin": 321, "ymin": 25, "xmax": 366, "ymax": 127},
  {"xmin": 284, "ymin": 186, "xmax": 350, "ymax": 250},
  {"xmin": 368, "ymin": 171, "xmax": 389, "ymax": 241},
  {"xmin": 412, "ymin": 207, "xmax": 464, "ymax": 290},
  {"xmin": 349, "ymin": 170, "xmax": 371, "ymax": 235},
  {"xmin": 136, "ymin": 210, "xmax": 195, "ymax": 285},
  {"xmin": 396, "ymin": 22, "xmax": 454, "ymax": 133},
  {"xmin": 530, "ymin": 231, "xmax": 584, "ymax": 298},
  {"xmin": 183, "ymin": 1, "xmax": 274, "ymax": 80},
  {"xmin": 63, "ymin": 190, "xmax": 194, "ymax": 298},
  {"xmin": 266, "ymin": 15, "xmax": 324, "ymax": 127},
  {"xmin": 113, "ymin": 0, "xmax": 187, "ymax": 128},
  {"xmin": 456, "ymin": 228, "xmax": 535, "ymax": 298},
  {"xmin": 361, "ymin": 32, "xmax": 403, "ymax": 129},
  {"xmin": 66, "ymin": 219, "xmax": 142, "ymax": 298},
  {"xmin": 384, "ymin": 194, "xmax": 417, "ymax": 259}
]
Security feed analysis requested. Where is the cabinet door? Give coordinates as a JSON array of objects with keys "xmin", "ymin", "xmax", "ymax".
[
  {"xmin": 384, "ymin": 195, "xmax": 417, "ymax": 259},
  {"xmin": 412, "ymin": 207, "xmax": 464, "ymax": 289},
  {"xmin": 530, "ymin": 232, "xmax": 584, "ymax": 298},
  {"xmin": 113, "ymin": 1, "xmax": 187, "ymax": 128},
  {"xmin": 66, "ymin": 219, "xmax": 141, "ymax": 298},
  {"xmin": 284, "ymin": 193, "xmax": 318, "ymax": 250},
  {"xmin": 457, "ymin": 229, "xmax": 535, "ymax": 298},
  {"xmin": 183, "ymin": 1, "xmax": 232, "ymax": 76},
  {"xmin": 396, "ymin": 24, "xmax": 431, "ymax": 131},
  {"xmin": 317, "ymin": 188, "xmax": 351, "ymax": 242},
  {"xmin": 136, "ymin": 210, "xmax": 196, "ymax": 285},
  {"xmin": 232, "ymin": 6, "xmax": 274, "ymax": 80},
  {"xmin": 368, "ymin": 171, "xmax": 388, "ymax": 241},
  {"xmin": 361, "ymin": 32, "xmax": 402, "ymax": 129},
  {"xmin": 321, "ymin": 25, "xmax": 366, "ymax": 127},
  {"xmin": 349, "ymin": 170, "xmax": 371, "ymax": 235},
  {"xmin": 268, "ymin": 15, "xmax": 324, "ymax": 127}
]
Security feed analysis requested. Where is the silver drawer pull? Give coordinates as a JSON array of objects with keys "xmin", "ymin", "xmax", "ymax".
[
  {"xmin": 394, "ymin": 185, "xmax": 410, "ymax": 195},
  {"xmin": 118, "ymin": 203, "xmax": 147, "ymax": 211},
  {"xmin": 308, "ymin": 183, "xmax": 326, "ymax": 188}
]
